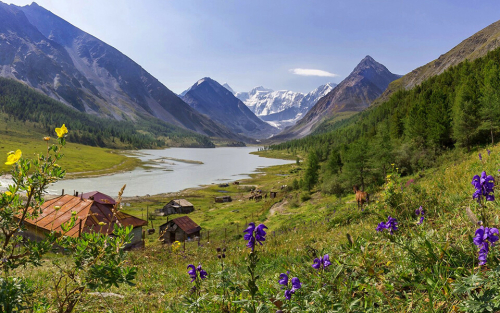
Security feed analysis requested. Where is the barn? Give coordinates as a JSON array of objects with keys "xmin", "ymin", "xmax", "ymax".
[
  {"xmin": 155, "ymin": 199, "xmax": 195, "ymax": 216},
  {"xmin": 159, "ymin": 216, "xmax": 201, "ymax": 244},
  {"xmin": 19, "ymin": 193, "xmax": 147, "ymax": 248}
]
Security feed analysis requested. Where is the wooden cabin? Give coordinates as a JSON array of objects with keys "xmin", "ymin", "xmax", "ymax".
[
  {"xmin": 159, "ymin": 216, "xmax": 201, "ymax": 244},
  {"xmin": 18, "ymin": 194, "xmax": 147, "ymax": 248},
  {"xmin": 215, "ymin": 196, "xmax": 232, "ymax": 203},
  {"xmin": 270, "ymin": 191, "xmax": 278, "ymax": 199},
  {"xmin": 155, "ymin": 199, "xmax": 194, "ymax": 216}
]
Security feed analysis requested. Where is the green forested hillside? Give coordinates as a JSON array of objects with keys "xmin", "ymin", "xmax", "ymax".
[
  {"xmin": 0, "ymin": 78, "xmax": 215, "ymax": 149},
  {"xmin": 271, "ymin": 47, "xmax": 500, "ymax": 194}
]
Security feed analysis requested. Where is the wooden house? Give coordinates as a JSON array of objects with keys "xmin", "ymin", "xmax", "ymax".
[
  {"xmin": 270, "ymin": 191, "xmax": 277, "ymax": 199},
  {"xmin": 215, "ymin": 196, "xmax": 232, "ymax": 203},
  {"xmin": 18, "ymin": 194, "xmax": 147, "ymax": 248},
  {"xmin": 159, "ymin": 216, "xmax": 201, "ymax": 244},
  {"xmin": 155, "ymin": 199, "xmax": 194, "ymax": 216}
]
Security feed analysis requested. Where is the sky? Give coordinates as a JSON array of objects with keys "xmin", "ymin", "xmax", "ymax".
[{"xmin": 6, "ymin": 0, "xmax": 500, "ymax": 94}]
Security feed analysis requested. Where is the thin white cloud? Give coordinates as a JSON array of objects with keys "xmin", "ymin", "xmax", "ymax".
[{"xmin": 289, "ymin": 68, "xmax": 338, "ymax": 77}]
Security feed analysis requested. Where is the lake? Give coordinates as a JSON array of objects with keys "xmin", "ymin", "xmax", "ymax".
[{"xmin": 44, "ymin": 147, "xmax": 293, "ymax": 197}]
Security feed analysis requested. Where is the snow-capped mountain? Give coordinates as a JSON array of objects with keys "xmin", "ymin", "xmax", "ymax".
[{"xmin": 234, "ymin": 83, "xmax": 337, "ymax": 129}]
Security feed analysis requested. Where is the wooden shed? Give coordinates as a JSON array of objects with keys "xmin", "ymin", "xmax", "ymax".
[
  {"xmin": 155, "ymin": 199, "xmax": 194, "ymax": 216},
  {"xmin": 159, "ymin": 216, "xmax": 201, "ymax": 244},
  {"xmin": 215, "ymin": 196, "xmax": 232, "ymax": 203},
  {"xmin": 270, "ymin": 191, "xmax": 277, "ymax": 199},
  {"xmin": 18, "ymin": 194, "xmax": 147, "ymax": 248}
]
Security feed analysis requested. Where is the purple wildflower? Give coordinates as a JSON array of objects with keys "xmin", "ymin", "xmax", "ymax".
[
  {"xmin": 243, "ymin": 222, "xmax": 268, "ymax": 251},
  {"xmin": 488, "ymin": 149, "xmax": 491, "ymax": 156},
  {"xmin": 472, "ymin": 171, "xmax": 495, "ymax": 202},
  {"xmin": 312, "ymin": 254, "xmax": 332, "ymax": 270},
  {"xmin": 417, "ymin": 216, "xmax": 425, "ymax": 225},
  {"xmin": 278, "ymin": 273, "xmax": 289, "ymax": 286},
  {"xmin": 278, "ymin": 273, "xmax": 301, "ymax": 300},
  {"xmin": 473, "ymin": 226, "xmax": 499, "ymax": 265},
  {"xmin": 479, "ymin": 153, "xmax": 482, "ymax": 161},
  {"xmin": 415, "ymin": 206, "xmax": 425, "ymax": 216},
  {"xmin": 187, "ymin": 263, "xmax": 207, "ymax": 282},
  {"xmin": 375, "ymin": 216, "xmax": 398, "ymax": 234},
  {"xmin": 291, "ymin": 277, "xmax": 302, "ymax": 291}
]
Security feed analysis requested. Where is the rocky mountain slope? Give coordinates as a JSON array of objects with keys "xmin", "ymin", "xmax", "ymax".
[
  {"xmin": 0, "ymin": 2, "xmax": 239, "ymax": 140},
  {"xmin": 373, "ymin": 19, "xmax": 500, "ymax": 106},
  {"xmin": 181, "ymin": 78, "xmax": 279, "ymax": 139},
  {"xmin": 275, "ymin": 56, "xmax": 400, "ymax": 139}
]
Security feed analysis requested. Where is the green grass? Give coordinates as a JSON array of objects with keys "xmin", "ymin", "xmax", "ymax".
[{"xmin": 0, "ymin": 115, "xmax": 139, "ymax": 177}]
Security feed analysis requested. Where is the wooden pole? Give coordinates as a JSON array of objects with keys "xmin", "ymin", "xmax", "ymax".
[
  {"xmin": 62, "ymin": 189, "xmax": 64, "ymax": 196},
  {"xmin": 78, "ymin": 219, "xmax": 82, "ymax": 237}
]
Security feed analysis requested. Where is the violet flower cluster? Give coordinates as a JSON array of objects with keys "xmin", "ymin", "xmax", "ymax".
[
  {"xmin": 243, "ymin": 222, "xmax": 268, "ymax": 251},
  {"xmin": 187, "ymin": 263, "xmax": 208, "ymax": 282},
  {"xmin": 473, "ymin": 226, "xmax": 499, "ymax": 265},
  {"xmin": 479, "ymin": 153, "xmax": 482, "ymax": 161},
  {"xmin": 278, "ymin": 272, "xmax": 302, "ymax": 300},
  {"xmin": 415, "ymin": 206, "xmax": 425, "ymax": 225},
  {"xmin": 472, "ymin": 171, "xmax": 495, "ymax": 202},
  {"xmin": 312, "ymin": 254, "xmax": 331, "ymax": 270},
  {"xmin": 376, "ymin": 216, "xmax": 398, "ymax": 234}
]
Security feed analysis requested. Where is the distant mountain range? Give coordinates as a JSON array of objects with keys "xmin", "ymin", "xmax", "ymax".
[
  {"xmin": 181, "ymin": 78, "xmax": 279, "ymax": 139},
  {"xmin": 275, "ymin": 56, "xmax": 401, "ymax": 139},
  {"xmin": 0, "ymin": 1, "xmax": 242, "ymax": 141},
  {"xmin": 223, "ymin": 83, "xmax": 335, "ymax": 129}
]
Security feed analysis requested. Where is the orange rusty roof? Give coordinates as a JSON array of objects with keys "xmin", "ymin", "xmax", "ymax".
[
  {"xmin": 21, "ymin": 194, "xmax": 146, "ymax": 238},
  {"xmin": 170, "ymin": 216, "xmax": 201, "ymax": 234}
]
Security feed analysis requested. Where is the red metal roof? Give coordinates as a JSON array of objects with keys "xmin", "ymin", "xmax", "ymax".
[
  {"xmin": 170, "ymin": 216, "xmax": 201, "ymax": 234},
  {"xmin": 21, "ymin": 194, "xmax": 146, "ymax": 238}
]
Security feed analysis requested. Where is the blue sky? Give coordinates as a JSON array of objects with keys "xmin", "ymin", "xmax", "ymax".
[{"xmin": 7, "ymin": 0, "xmax": 500, "ymax": 93}]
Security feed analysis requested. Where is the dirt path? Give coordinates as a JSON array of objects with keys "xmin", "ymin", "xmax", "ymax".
[{"xmin": 264, "ymin": 199, "xmax": 290, "ymax": 223}]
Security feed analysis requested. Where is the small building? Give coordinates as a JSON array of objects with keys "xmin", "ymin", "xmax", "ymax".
[
  {"xmin": 159, "ymin": 216, "xmax": 201, "ymax": 244},
  {"xmin": 270, "ymin": 191, "xmax": 278, "ymax": 199},
  {"xmin": 215, "ymin": 196, "xmax": 232, "ymax": 203},
  {"xmin": 19, "ymin": 194, "xmax": 147, "ymax": 248},
  {"xmin": 155, "ymin": 199, "xmax": 194, "ymax": 216}
]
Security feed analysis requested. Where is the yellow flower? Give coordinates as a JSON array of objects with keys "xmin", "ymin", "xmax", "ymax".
[
  {"xmin": 43, "ymin": 136, "xmax": 50, "ymax": 141},
  {"xmin": 5, "ymin": 150, "xmax": 22, "ymax": 165},
  {"xmin": 172, "ymin": 241, "xmax": 181, "ymax": 251},
  {"xmin": 98, "ymin": 222, "xmax": 106, "ymax": 226},
  {"xmin": 54, "ymin": 206, "xmax": 61, "ymax": 211},
  {"xmin": 55, "ymin": 124, "xmax": 68, "ymax": 138},
  {"xmin": 4, "ymin": 191, "xmax": 12, "ymax": 196}
]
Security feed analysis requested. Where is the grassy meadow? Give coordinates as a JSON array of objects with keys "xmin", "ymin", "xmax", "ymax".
[
  {"xmin": 0, "ymin": 114, "xmax": 140, "ymax": 177},
  {"xmin": 12, "ymin": 142, "xmax": 500, "ymax": 312}
]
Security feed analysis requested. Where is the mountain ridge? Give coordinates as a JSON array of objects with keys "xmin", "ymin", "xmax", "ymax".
[
  {"xmin": 181, "ymin": 77, "xmax": 279, "ymax": 139},
  {"xmin": 273, "ymin": 56, "xmax": 400, "ymax": 140},
  {"xmin": 0, "ymin": 1, "xmax": 242, "ymax": 141}
]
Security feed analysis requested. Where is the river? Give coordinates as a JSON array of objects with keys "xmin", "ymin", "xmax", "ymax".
[{"xmin": 38, "ymin": 147, "xmax": 294, "ymax": 197}]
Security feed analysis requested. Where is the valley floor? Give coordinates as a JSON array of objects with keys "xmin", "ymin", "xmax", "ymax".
[{"xmin": 13, "ymin": 144, "xmax": 500, "ymax": 312}]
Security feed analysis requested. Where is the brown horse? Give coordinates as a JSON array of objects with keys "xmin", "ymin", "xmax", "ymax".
[{"xmin": 353, "ymin": 185, "xmax": 369, "ymax": 210}]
